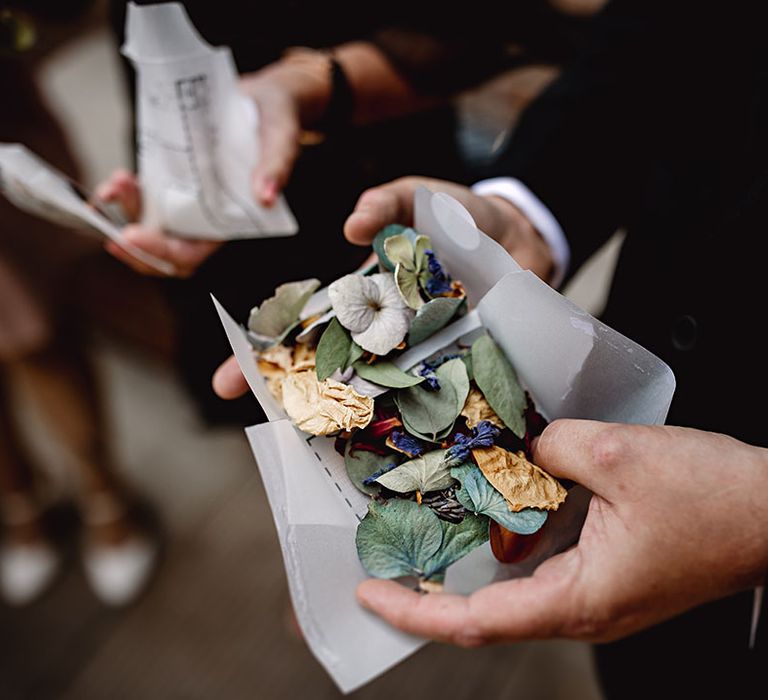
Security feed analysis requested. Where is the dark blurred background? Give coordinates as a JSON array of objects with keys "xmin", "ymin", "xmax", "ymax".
[{"xmin": 0, "ymin": 1, "xmax": 617, "ymax": 697}]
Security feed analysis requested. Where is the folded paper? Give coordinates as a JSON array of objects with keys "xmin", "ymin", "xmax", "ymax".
[{"xmin": 214, "ymin": 188, "xmax": 676, "ymax": 692}]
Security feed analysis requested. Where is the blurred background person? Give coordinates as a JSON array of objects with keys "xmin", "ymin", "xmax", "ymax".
[{"xmin": 0, "ymin": 1, "xmax": 156, "ymax": 608}]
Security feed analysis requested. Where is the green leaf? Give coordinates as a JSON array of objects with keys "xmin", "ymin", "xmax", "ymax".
[
  {"xmin": 424, "ymin": 513, "xmax": 490, "ymax": 579},
  {"xmin": 248, "ymin": 278, "xmax": 320, "ymax": 339},
  {"xmin": 356, "ymin": 499, "xmax": 444, "ymax": 579},
  {"xmin": 472, "ymin": 333, "xmax": 527, "ymax": 438},
  {"xmin": 461, "ymin": 353, "xmax": 474, "ymax": 381},
  {"xmin": 395, "ymin": 263, "xmax": 424, "ymax": 310},
  {"xmin": 315, "ymin": 317, "xmax": 352, "ymax": 381},
  {"xmin": 347, "ymin": 340, "xmax": 364, "ymax": 368},
  {"xmin": 394, "ymin": 359, "xmax": 469, "ymax": 441},
  {"xmin": 407, "ymin": 297, "xmax": 464, "ymax": 345},
  {"xmin": 353, "ymin": 360, "xmax": 424, "ymax": 388},
  {"xmin": 384, "ymin": 234, "xmax": 416, "ymax": 270},
  {"xmin": 451, "ymin": 464, "xmax": 547, "ymax": 534},
  {"xmin": 439, "ymin": 358, "xmax": 470, "ymax": 417},
  {"xmin": 373, "ymin": 225, "xmax": 407, "ymax": 271},
  {"xmin": 344, "ymin": 442, "xmax": 401, "ymax": 496},
  {"xmin": 375, "ymin": 450, "xmax": 454, "ymax": 493},
  {"xmin": 400, "ymin": 414, "xmax": 452, "ymax": 445}
]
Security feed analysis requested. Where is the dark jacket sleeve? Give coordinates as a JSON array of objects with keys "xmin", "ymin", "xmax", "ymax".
[{"xmin": 486, "ymin": 0, "xmax": 685, "ymax": 274}]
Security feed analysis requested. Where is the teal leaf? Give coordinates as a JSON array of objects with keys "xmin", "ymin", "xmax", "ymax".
[
  {"xmin": 375, "ymin": 450, "xmax": 454, "ymax": 493},
  {"xmin": 424, "ymin": 513, "xmax": 490, "ymax": 579},
  {"xmin": 395, "ymin": 263, "xmax": 424, "ymax": 310},
  {"xmin": 344, "ymin": 441, "xmax": 401, "ymax": 495},
  {"xmin": 248, "ymin": 278, "xmax": 320, "ymax": 339},
  {"xmin": 451, "ymin": 464, "xmax": 547, "ymax": 534},
  {"xmin": 356, "ymin": 499, "xmax": 444, "ymax": 579},
  {"xmin": 373, "ymin": 225, "xmax": 407, "ymax": 271},
  {"xmin": 407, "ymin": 297, "xmax": 464, "ymax": 345},
  {"xmin": 352, "ymin": 360, "xmax": 424, "ymax": 388},
  {"xmin": 315, "ymin": 317, "xmax": 352, "ymax": 381},
  {"xmin": 472, "ymin": 333, "xmax": 527, "ymax": 438}
]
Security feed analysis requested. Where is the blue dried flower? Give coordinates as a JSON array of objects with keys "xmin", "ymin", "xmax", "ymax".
[
  {"xmin": 423, "ymin": 250, "xmax": 453, "ymax": 296},
  {"xmin": 418, "ymin": 364, "xmax": 441, "ymax": 391},
  {"xmin": 390, "ymin": 430, "xmax": 425, "ymax": 457},
  {"xmin": 363, "ymin": 462, "xmax": 398, "ymax": 487},
  {"xmin": 444, "ymin": 421, "xmax": 501, "ymax": 467}
]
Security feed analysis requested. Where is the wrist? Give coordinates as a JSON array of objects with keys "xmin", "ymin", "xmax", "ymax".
[{"xmin": 486, "ymin": 195, "xmax": 555, "ymax": 284}]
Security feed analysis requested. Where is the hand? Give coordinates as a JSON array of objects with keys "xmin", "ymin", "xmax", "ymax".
[
  {"xmin": 357, "ymin": 420, "xmax": 768, "ymax": 646},
  {"xmin": 212, "ymin": 354, "xmax": 250, "ymax": 400},
  {"xmin": 95, "ymin": 170, "xmax": 222, "ymax": 277},
  {"xmin": 344, "ymin": 176, "xmax": 555, "ymax": 283}
]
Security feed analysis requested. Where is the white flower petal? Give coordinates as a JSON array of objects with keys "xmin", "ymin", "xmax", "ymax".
[
  {"xmin": 328, "ymin": 274, "xmax": 377, "ymax": 332},
  {"xmin": 352, "ymin": 305, "xmax": 414, "ymax": 355},
  {"xmin": 370, "ymin": 272, "xmax": 409, "ymax": 310}
]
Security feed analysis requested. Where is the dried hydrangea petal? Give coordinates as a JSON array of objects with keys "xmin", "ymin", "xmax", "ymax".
[
  {"xmin": 328, "ymin": 274, "xmax": 379, "ymax": 333},
  {"xmin": 471, "ymin": 445, "xmax": 566, "ymax": 512},
  {"xmin": 282, "ymin": 370, "xmax": 374, "ymax": 436},
  {"xmin": 461, "ymin": 387, "xmax": 505, "ymax": 429}
]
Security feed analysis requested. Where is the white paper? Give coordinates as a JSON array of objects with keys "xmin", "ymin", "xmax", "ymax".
[
  {"xmin": 213, "ymin": 188, "xmax": 676, "ymax": 692},
  {"xmin": 0, "ymin": 143, "xmax": 174, "ymax": 275},
  {"xmin": 122, "ymin": 2, "xmax": 297, "ymax": 240}
]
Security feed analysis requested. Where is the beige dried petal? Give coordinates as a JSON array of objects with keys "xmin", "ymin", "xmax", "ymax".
[
  {"xmin": 256, "ymin": 344, "xmax": 294, "ymax": 379},
  {"xmin": 266, "ymin": 376, "xmax": 284, "ymax": 403},
  {"xmin": 472, "ymin": 445, "xmax": 566, "ymax": 512},
  {"xmin": 461, "ymin": 387, "xmax": 505, "ymax": 429},
  {"xmin": 291, "ymin": 344, "xmax": 316, "ymax": 372},
  {"xmin": 282, "ymin": 370, "xmax": 374, "ymax": 436}
]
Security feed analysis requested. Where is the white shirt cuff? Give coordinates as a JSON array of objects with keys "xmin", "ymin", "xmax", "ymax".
[{"xmin": 472, "ymin": 177, "xmax": 570, "ymax": 288}]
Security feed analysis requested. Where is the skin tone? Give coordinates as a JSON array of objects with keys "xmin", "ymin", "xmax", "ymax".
[{"xmin": 357, "ymin": 419, "xmax": 768, "ymax": 645}]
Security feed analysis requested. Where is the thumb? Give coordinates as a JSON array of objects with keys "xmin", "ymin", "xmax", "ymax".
[
  {"xmin": 357, "ymin": 546, "xmax": 582, "ymax": 645},
  {"xmin": 344, "ymin": 178, "xmax": 417, "ymax": 245}
]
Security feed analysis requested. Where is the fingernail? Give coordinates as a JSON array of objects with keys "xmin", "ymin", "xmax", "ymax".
[{"xmin": 262, "ymin": 178, "xmax": 278, "ymax": 205}]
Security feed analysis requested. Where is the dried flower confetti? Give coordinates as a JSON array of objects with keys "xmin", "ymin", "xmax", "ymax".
[
  {"xmin": 471, "ymin": 445, "xmax": 566, "ymax": 512},
  {"xmin": 282, "ymin": 370, "xmax": 374, "ymax": 436},
  {"xmin": 461, "ymin": 387, "xmax": 505, "ymax": 429}
]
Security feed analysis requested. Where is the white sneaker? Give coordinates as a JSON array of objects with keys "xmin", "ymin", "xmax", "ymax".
[
  {"xmin": 83, "ymin": 537, "xmax": 157, "ymax": 607},
  {"xmin": 0, "ymin": 541, "xmax": 60, "ymax": 606}
]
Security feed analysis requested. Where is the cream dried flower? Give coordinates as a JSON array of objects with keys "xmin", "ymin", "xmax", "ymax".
[{"xmin": 328, "ymin": 273, "xmax": 414, "ymax": 356}]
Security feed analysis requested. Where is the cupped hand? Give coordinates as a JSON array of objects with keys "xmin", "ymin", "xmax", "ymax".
[
  {"xmin": 357, "ymin": 420, "xmax": 768, "ymax": 646},
  {"xmin": 95, "ymin": 170, "xmax": 222, "ymax": 277},
  {"xmin": 343, "ymin": 176, "xmax": 555, "ymax": 282}
]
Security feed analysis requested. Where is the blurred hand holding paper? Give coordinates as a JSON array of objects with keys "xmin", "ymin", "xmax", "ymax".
[
  {"xmin": 122, "ymin": 2, "xmax": 297, "ymax": 240},
  {"xmin": 213, "ymin": 189, "xmax": 676, "ymax": 693},
  {"xmin": 0, "ymin": 143, "xmax": 174, "ymax": 275}
]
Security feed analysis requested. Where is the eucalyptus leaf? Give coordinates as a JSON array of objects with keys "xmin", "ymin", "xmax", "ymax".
[
  {"xmin": 451, "ymin": 464, "xmax": 547, "ymax": 534},
  {"xmin": 375, "ymin": 450, "xmax": 454, "ymax": 493},
  {"xmin": 400, "ymin": 414, "xmax": 453, "ymax": 445},
  {"xmin": 395, "ymin": 263, "xmax": 424, "ymax": 310},
  {"xmin": 347, "ymin": 341, "xmax": 364, "ymax": 368},
  {"xmin": 344, "ymin": 442, "xmax": 401, "ymax": 496},
  {"xmin": 394, "ymin": 359, "xmax": 468, "ymax": 441},
  {"xmin": 248, "ymin": 278, "xmax": 320, "ymax": 338},
  {"xmin": 407, "ymin": 297, "xmax": 464, "ymax": 345},
  {"xmin": 315, "ymin": 317, "xmax": 352, "ymax": 381},
  {"xmin": 356, "ymin": 499, "xmax": 443, "ymax": 579},
  {"xmin": 472, "ymin": 333, "xmax": 527, "ymax": 438},
  {"xmin": 438, "ymin": 358, "xmax": 470, "ymax": 417},
  {"xmin": 423, "ymin": 512, "xmax": 490, "ymax": 579},
  {"xmin": 353, "ymin": 360, "xmax": 424, "ymax": 388},
  {"xmin": 373, "ymin": 225, "xmax": 407, "ymax": 271},
  {"xmin": 461, "ymin": 353, "xmax": 474, "ymax": 381}
]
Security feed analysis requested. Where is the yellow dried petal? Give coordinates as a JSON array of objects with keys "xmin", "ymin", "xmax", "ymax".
[
  {"xmin": 266, "ymin": 376, "xmax": 284, "ymax": 403},
  {"xmin": 292, "ymin": 344, "xmax": 316, "ymax": 371},
  {"xmin": 282, "ymin": 370, "xmax": 374, "ymax": 436},
  {"xmin": 257, "ymin": 343, "xmax": 294, "ymax": 378},
  {"xmin": 461, "ymin": 387, "xmax": 505, "ymax": 429},
  {"xmin": 472, "ymin": 445, "xmax": 566, "ymax": 512}
]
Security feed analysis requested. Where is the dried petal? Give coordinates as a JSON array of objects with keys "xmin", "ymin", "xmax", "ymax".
[
  {"xmin": 471, "ymin": 445, "xmax": 566, "ymax": 512},
  {"xmin": 328, "ymin": 275, "xmax": 378, "ymax": 332},
  {"xmin": 461, "ymin": 387, "xmax": 505, "ymax": 429},
  {"xmin": 282, "ymin": 370, "xmax": 374, "ymax": 436}
]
